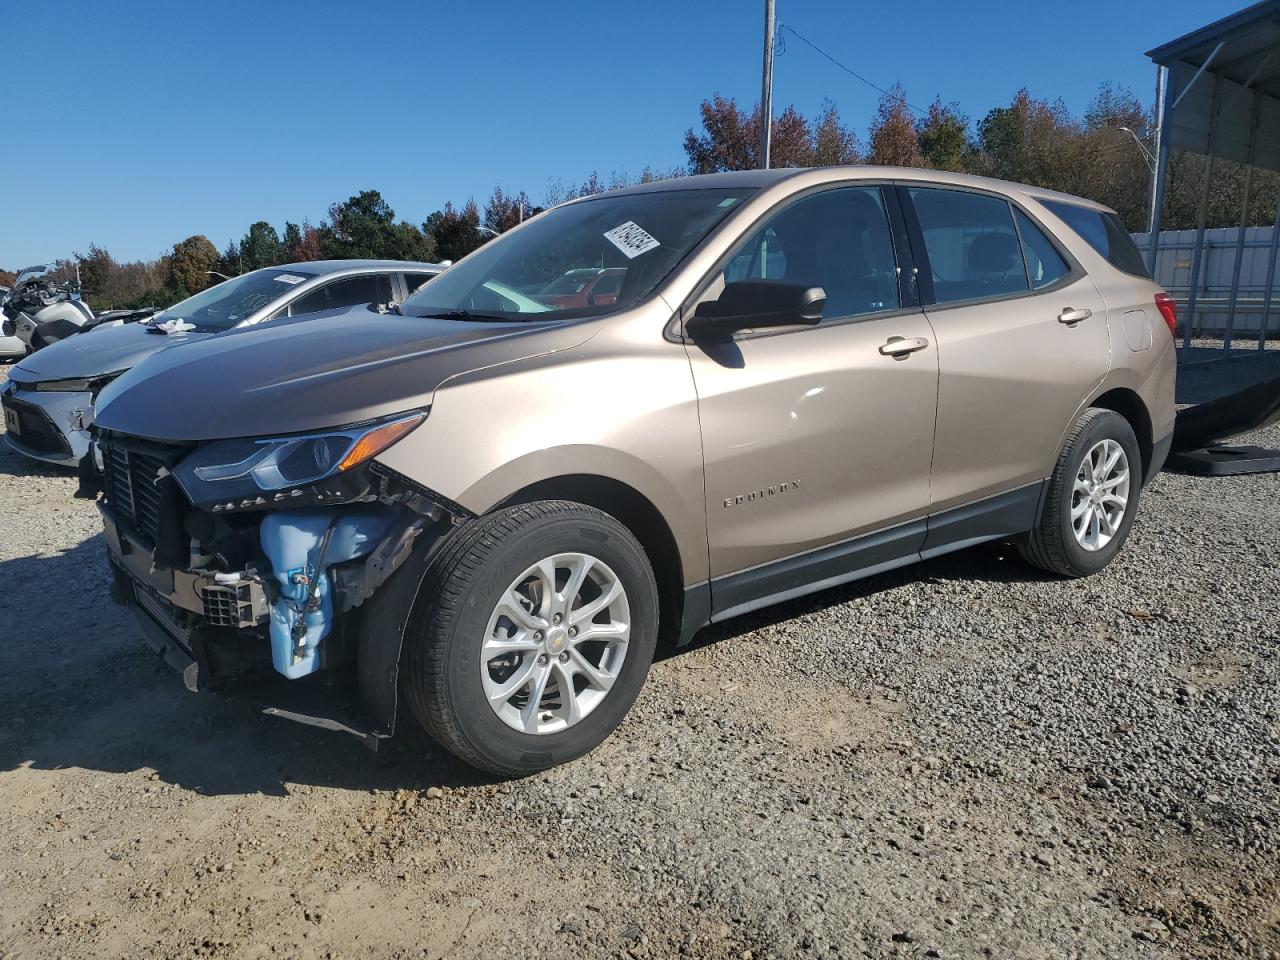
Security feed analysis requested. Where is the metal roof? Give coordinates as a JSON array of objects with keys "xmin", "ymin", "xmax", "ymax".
[{"xmin": 1147, "ymin": 0, "xmax": 1280, "ymax": 172}]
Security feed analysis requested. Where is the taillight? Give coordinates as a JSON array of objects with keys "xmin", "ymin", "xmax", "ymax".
[{"xmin": 1154, "ymin": 292, "xmax": 1178, "ymax": 337}]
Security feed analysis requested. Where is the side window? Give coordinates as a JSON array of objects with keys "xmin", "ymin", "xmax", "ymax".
[
  {"xmin": 1013, "ymin": 209, "xmax": 1069, "ymax": 290},
  {"xmin": 718, "ymin": 186, "xmax": 899, "ymax": 321},
  {"xmin": 1039, "ymin": 199, "xmax": 1150, "ymax": 278},
  {"xmin": 401, "ymin": 272, "xmax": 435, "ymax": 298},
  {"xmin": 290, "ymin": 274, "xmax": 393, "ymax": 316},
  {"xmin": 909, "ymin": 188, "xmax": 1028, "ymax": 304}
]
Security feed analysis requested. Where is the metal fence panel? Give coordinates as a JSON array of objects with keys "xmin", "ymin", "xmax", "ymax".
[{"xmin": 1132, "ymin": 226, "xmax": 1280, "ymax": 340}]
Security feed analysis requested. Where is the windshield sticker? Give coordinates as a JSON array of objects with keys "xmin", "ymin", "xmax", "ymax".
[
  {"xmin": 273, "ymin": 273, "xmax": 306, "ymax": 285},
  {"xmin": 603, "ymin": 221, "xmax": 660, "ymax": 259}
]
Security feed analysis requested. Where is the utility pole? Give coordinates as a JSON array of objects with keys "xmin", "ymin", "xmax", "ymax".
[
  {"xmin": 1147, "ymin": 65, "xmax": 1166, "ymax": 235},
  {"xmin": 760, "ymin": 0, "xmax": 775, "ymax": 170}
]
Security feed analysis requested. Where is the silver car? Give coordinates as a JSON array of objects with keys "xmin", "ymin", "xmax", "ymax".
[{"xmin": 1, "ymin": 259, "xmax": 445, "ymax": 465}]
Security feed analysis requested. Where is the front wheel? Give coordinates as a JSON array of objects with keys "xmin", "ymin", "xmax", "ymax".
[
  {"xmin": 402, "ymin": 500, "xmax": 658, "ymax": 777},
  {"xmin": 1019, "ymin": 408, "xmax": 1142, "ymax": 578}
]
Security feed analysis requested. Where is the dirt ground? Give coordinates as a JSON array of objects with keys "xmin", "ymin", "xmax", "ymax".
[{"xmin": 1, "ymin": 360, "xmax": 1278, "ymax": 960}]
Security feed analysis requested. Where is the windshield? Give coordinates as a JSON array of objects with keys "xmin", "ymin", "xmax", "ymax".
[
  {"xmin": 402, "ymin": 188, "xmax": 752, "ymax": 321},
  {"xmin": 13, "ymin": 265, "xmax": 52, "ymax": 288},
  {"xmin": 155, "ymin": 268, "xmax": 316, "ymax": 332},
  {"xmin": 540, "ymin": 270, "xmax": 602, "ymax": 295}
]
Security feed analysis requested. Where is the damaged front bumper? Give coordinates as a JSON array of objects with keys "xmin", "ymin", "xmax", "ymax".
[
  {"xmin": 99, "ymin": 458, "xmax": 465, "ymax": 748},
  {"xmin": 0, "ymin": 381, "xmax": 92, "ymax": 465}
]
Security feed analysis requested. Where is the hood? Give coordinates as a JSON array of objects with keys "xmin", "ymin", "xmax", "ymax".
[
  {"xmin": 95, "ymin": 308, "xmax": 600, "ymax": 442},
  {"xmin": 11, "ymin": 321, "xmax": 213, "ymax": 382}
]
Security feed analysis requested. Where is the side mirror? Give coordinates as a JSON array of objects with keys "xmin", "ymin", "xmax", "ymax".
[{"xmin": 685, "ymin": 280, "xmax": 825, "ymax": 340}]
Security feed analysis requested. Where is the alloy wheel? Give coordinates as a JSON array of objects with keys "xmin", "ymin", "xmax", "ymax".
[
  {"xmin": 1071, "ymin": 438, "xmax": 1130, "ymax": 552},
  {"xmin": 480, "ymin": 553, "xmax": 630, "ymax": 735}
]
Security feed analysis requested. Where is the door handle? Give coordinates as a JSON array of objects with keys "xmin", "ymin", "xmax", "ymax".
[
  {"xmin": 1058, "ymin": 307, "xmax": 1092, "ymax": 325},
  {"xmin": 879, "ymin": 336, "xmax": 929, "ymax": 358}
]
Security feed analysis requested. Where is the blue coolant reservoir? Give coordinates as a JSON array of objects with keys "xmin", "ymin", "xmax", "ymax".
[{"xmin": 259, "ymin": 506, "xmax": 399, "ymax": 679}]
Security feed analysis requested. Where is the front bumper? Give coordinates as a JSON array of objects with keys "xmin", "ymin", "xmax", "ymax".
[
  {"xmin": 101, "ymin": 502, "xmax": 390, "ymax": 746},
  {"xmin": 0, "ymin": 384, "xmax": 91, "ymax": 465}
]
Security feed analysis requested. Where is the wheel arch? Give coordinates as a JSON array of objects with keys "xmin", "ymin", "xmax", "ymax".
[
  {"xmin": 498, "ymin": 474, "xmax": 687, "ymax": 646},
  {"xmin": 1089, "ymin": 387, "xmax": 1154, "ymax": 481}
]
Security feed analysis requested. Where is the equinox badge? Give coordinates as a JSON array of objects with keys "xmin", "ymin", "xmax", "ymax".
[{"xmin": 723, "ymin": 480, "xmax": 800, "ymax": 509}]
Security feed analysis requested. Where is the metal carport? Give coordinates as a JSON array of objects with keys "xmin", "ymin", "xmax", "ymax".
[{"xmin": 1145, "ymin": 0, "xmax": 1280, "ymax": 356}]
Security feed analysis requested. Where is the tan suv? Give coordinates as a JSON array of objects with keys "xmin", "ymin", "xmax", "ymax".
[{"xmin": 89, "ymin": 167, "xmax": 1176, "ymax": 776}]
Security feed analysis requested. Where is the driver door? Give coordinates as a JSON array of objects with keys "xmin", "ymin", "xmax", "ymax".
[{"xmin": 684, "ymin": 185, "xmax": 939, "ymax": 618}]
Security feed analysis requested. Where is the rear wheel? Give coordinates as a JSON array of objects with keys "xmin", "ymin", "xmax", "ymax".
[
  {"xmin": 403, "ymin": 500, "xmax": 658, "ymax": 776},
  {"xmin": 1019, "ymin": 408, "xmax": 1141, "ymax": 577}
]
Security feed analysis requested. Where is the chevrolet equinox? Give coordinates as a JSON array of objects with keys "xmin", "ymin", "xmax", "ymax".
[{"xmin": 88, "ymin": 167, "xmax": 1176, "ymax": 776}]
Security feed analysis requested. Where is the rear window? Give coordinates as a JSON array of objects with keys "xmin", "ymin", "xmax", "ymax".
[{"xmin": 1040, "ymin": 199, "xmax": 1149, "ymax": 278}]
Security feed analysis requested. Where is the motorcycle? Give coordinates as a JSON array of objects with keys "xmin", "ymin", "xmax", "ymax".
[{"xmin": 0, "ymin": 264, "xmax": 157, "ymax": 353}]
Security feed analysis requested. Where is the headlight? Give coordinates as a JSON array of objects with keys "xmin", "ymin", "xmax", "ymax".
[
  {"xmin": 172, "ymin": 410, "xmax": 427, "ymax": 511},
  {"xmin": 34, "ymin": 372, "xmax": 123, "ymax": 393}
]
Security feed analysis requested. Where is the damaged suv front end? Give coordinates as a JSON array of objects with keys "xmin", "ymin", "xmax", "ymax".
[
  {"xmin": 85, "ymin": 296, "xmax": 604, "ymax": 745},
  {"xmin": 95, "ymin": 411, "xmax": 463, "ymax": 742}
]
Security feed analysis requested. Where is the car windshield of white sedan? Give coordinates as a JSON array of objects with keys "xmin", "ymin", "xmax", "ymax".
[
  {"xmin": 402, "ymin": 188, "xmax": 752, "ymax": 321},
  {"xmin": 153, "ymin": 269, "xmax": 317, "ymax": 332}
]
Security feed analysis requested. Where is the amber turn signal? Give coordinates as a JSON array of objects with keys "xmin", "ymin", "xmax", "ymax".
[{"xmin": 337, "ymin": 414, "xmax": 426, "ymax": 472}]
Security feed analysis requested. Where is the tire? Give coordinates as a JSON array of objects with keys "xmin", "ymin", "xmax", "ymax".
[
  {"xmin": 1018, "ymin": 408, "xmax": 1142, "ymax": 578},
  {"xmin": 402, "ymin": 500, "xmax": 659, "ymax": 777}
]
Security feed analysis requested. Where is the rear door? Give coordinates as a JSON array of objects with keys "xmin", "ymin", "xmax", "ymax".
[
  {"xmin": 684, "ymin": 184, "xmax": 939, "ymax": 615},
  {"xmin": 900, "ymin": 184, "xmax": 1109, "ymax": 533}
]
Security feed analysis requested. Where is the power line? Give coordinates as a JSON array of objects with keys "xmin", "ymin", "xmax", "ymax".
[{"xmin": 777, "ymin": 22, "xmax": 930, "ymax": 116}]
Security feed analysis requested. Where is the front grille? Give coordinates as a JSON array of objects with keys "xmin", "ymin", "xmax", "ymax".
[
  {"xmin": 2, "ymin": 395, "xmax": 73, "ymax": 457},
  {"xmin": 103, "ymin": 445, "xmax": 169, "ymax": 544}
]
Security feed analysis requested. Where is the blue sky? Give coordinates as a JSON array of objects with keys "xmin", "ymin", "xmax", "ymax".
[{"xmin": 0, "ymin": 0, "xmax": 1243, "ymax": 266}]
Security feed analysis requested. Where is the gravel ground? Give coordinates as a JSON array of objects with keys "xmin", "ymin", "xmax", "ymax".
[{"xmin": 1, "ymin": 360, "xmax": 1278, "ymax": 960}]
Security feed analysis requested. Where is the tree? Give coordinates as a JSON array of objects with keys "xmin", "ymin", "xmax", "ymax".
[
  {"xmin": 321, "ymin": 190, "xmax": 393, "ymax": 258},
  {"xmin": 75, "ymin": 244, "xmax": 117, "ymax": 304},
  {"xmin": 0, "ymin": 269, "xmax": 15, "ymax": 288},
  {"xmin": 916, "ymin": 99, "xmax": 970, "ymax": 172},
  {"xmin": 868, "ymin": 86, "xmax": 923, "ymax": 167},
  {"xmin": 483, "ymin": 186, "xmax": 533, "ymax": 234},
  {"xmin": 320, "ymin": 189, "xmax": 434, "ymax": 261},
  {"xmin": 239, "ymin": 221, "xmax": 282, "ymax": 272},
  {"xmin": 975, "ymin": 89, "xmax": 1077, "ymax": 187},
  {"xmin": 215, "ymin": 240, "xmax": 240, "ymax": 277},
  {"xmin": 423, "ymin": 200, "xmax": 485, "ymax": 262},
  {"xmin": 684, "ymin": 94, "xmax": 757, "ymax": 172},
  {"xmin": 283, "ymin": 220, "xmax": 322, "ymax": 262},
  {"xmin": 169, "ymin": 235, "xmax": 220, "ymax": 295},
  {"xmin": 769, "ymin": 106, "xmax": 814, "ymax": 169},
  {"xmin": 812, "ymin": 100, "xmax": 861, "ymax": 166},
  {"xmin": 683, "ymin": 95, "xmax": 861, "ymax": 173},
  {"xmin": 281, "ymin": 222, "xmax": 302, "ymax": 261}
]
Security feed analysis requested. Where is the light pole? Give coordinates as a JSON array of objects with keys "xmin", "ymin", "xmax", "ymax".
[
  {"xmin": 1117, "ymin": 126, "xmax": 1155, "ymax": 172},
  {"xmin": 759, "ymin": 0, "xmax": 775, "ymax": 169}
]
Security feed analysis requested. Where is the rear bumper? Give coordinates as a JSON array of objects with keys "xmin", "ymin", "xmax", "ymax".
[{"xmin": 1151, "ymin": 430, "xmax": 1173, "ymax": 480}]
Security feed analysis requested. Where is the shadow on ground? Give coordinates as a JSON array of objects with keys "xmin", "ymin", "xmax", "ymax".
[
  {"xmin": 0, "ymin": 442, "xmax": 74, "ymax": 479},
  {"xmin": 0, "ymin": 527, "xmax": 1043, "ymax": 798}
]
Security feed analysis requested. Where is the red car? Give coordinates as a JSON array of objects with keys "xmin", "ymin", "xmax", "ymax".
[{"xmin": 536, "ymin": 267, "xmax": 625, "ymax": 308}]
